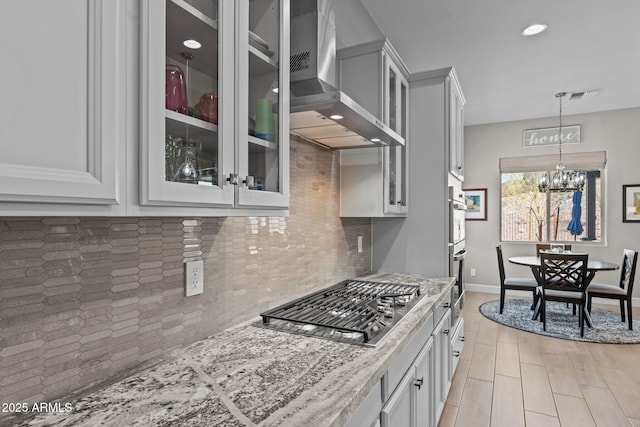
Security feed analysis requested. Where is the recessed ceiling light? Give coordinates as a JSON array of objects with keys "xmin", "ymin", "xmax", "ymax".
[
  {"xmin": 521, "ymin": 24, "xmax": 547, "ymax": 36},
  {"xmin": 370, "ymin": 138, "xmax": 381, "ymax": 143},
  {"xmin": 272, "ymin": 87, "xmax": 279, "ymax": 93},
  {"xmin": 330, "ymin": 114, "xmax": 343, "ymax": 120},
  {"xmin": 183, "ymin": 39, "xmax": 202, "ymax": 49}
]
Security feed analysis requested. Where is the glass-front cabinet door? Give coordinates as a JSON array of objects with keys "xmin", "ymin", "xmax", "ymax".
[
  {"xmin": 448, "ymin": 76, "xmax": 464, "ymax": 181},
  {"xmin": 384, "ymin": 58, "xmax": 408, "ymax": 215},
  {"xmin": 140, "ymin": 0, "xmax": 288, "ymax": 212},
  {"xmin": 236, "ymin": 0, "xmax": 289, "ymax": 208},
  {"xmin": 141, "ymin": 0, "xmax": 234, "ymax": 207}
]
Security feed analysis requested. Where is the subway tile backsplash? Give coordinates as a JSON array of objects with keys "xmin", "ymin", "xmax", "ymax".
[{"xmin": 0, "ymin": 136, "xmax": 371, "ymax": 407}]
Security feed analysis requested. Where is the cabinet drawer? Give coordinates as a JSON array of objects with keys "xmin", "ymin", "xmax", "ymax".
[
  {"xmin": 432, "ymin": 288, "xmax": 453, "ymax": 328},
  {"xmin": 383, "ymin": 311, "xmax": 433, "ymax": 401},
  {"xmin": 450, "ymin": 318, "xmax": 465, "ymax": 374}
]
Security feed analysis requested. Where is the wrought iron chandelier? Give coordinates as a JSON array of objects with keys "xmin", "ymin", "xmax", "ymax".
[{"xmin": 538, "ymin": 92, "xmax": 586, "ymax": 192}]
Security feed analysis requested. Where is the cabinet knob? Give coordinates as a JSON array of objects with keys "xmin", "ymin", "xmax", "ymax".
[
  {"xmin": 414, "ymin": 377, "xmax": 424, "ymax": 390},
  {"xmin": 453, "ymin": 350, "xmax": 461, "ymax": 357},
  {"xmin": 243, "ymin": 175, "xmax": 255, "ymax": 188},
  {"xmin": 227, "ymin": 173, "xmax": 239, "ymax": 185},
  {"xmin": 444, "ymin": 329, "xmax": 450, "ymax": 335}
]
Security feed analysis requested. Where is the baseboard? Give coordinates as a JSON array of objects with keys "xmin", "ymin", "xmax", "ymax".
[{"xmin": 465, "ymin": 283, "xmax": 640, "ymax": 307}]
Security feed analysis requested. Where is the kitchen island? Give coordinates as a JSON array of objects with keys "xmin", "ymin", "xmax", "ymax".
[{"xmin": 9, "ymin": 273, "xmax": 454, "ymax": 427}]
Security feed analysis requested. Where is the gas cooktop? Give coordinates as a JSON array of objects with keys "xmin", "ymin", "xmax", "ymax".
[{"xmin": 259, "ymin": 279, "xmax": 423, "ymax": 346}]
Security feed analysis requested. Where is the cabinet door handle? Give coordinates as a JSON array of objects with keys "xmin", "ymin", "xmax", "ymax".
[
  {"xmin": 453, "ymin": 350, "xmax": 461, "ymax": 357},
  {"xmin": 443, "ymin": 302, "xmax": 451, "ymax": 308},
  {"xmin": 227, "ymin": 173, "xmax": 239, "ymax": 185},
  {"xmin": 243, "ymin": 175, "xmax": 254, "ymax": 188},
  {"xmin": 459, "ymin": 336, "xmax": 465, "ymax": 341},
  {"xmin": 414, "ymin": 377, "xmax": 424, "ymax": 390}
]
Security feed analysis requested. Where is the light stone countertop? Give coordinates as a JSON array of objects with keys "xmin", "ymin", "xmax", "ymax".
[{"xmin": 12, "ymin": 273, "xmax": 454, "ymax": 427}]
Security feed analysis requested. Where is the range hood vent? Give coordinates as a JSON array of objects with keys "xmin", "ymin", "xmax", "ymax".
[{"xmin": 289, "ymin": 0, "xmax": 405, "ymax": 149}]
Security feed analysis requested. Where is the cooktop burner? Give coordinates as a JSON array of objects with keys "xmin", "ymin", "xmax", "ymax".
[{"xmin": 259, "ymin": 279, "xmax": 423, "ymax": 346}]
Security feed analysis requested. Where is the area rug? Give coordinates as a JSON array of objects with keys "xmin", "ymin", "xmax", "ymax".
[{"xmin": 479, "ymin": 299, "xmax": 640, "ymax": 343}]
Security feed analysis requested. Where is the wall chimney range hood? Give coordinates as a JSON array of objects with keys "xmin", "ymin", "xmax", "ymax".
[{"xmin": 289, "ymin": 0, "xmax": 405, "ymax": 149}]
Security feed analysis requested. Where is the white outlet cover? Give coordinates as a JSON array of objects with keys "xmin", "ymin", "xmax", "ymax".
[{"xmin": 185, "ymin": 260, "xmax": 204, "ymax": 296}]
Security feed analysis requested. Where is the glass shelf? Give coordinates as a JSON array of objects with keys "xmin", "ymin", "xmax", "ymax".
[
  {"xmin": 166, "ymin": 110, "xmax": 218, "ymax": 145},
  {"xmin": 248, "ymin": 134, "xmax": 277, "ymax": 152}
]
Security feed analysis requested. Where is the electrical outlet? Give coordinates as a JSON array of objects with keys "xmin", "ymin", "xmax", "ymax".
[
  {"xmin": 185, "ymin": 260, "xmax": 204, "ymax": 296},
  {"xmin": 470, "ymin": 268, "xmax": 477, "ymax": 277},
  {"xmin": 357, "ymin": 235, "xmax": 363, "ymax": 253}
]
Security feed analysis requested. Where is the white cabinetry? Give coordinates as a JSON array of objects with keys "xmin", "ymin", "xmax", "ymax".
[
  {"xmin": 345, "ymin": 285, "xmax": 463, "ymax": 427},
  {"xmin": 448, "ymin": 76, "xmax": 465, "ymax": 180},
  {"xmin": 138, "ymin": 0, "xmax": 289, "ymax": 214},
  {"xmin": 345, "ymin": 380, "xmax": 383, "ymax": 427},
  {"xmin": 433, "ymin": 308, "xmax": 452, "ymax": 421},
  {"xmin": 339, "ymin": 41, "xmax": 409, "ymax": 217},
  {"xmin": 0, "ymin": 0, "xmax": 289, "ymax": 216},
  {"xmin": 381, "ymin": 336, "xmax": 434, "ymax": 427},
  {"xmin": 0, "ymin": 0, "xmax": 126, "ymax": 215},
  {"xmin": 450, "ymin": 317, "xmax": 465, "ymax": 374}
]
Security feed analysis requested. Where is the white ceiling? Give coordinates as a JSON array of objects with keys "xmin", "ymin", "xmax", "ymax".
[{"xmin": 359, "ymin": 0, "xmax": 640, "ymax": 126}]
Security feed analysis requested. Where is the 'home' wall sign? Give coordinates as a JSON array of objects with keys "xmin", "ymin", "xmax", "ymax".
[{"xmin": 523, "ymin": 125, "xmax": 581, "ymax": 147}]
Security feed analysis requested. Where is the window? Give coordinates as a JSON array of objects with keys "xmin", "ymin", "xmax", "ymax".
[{"xmin": 499, "ymin": 152, "xmax": 605, "ymax": 243}]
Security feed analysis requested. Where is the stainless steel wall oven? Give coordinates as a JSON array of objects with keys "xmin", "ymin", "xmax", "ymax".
[{"xmin": 449, "ymin": 184, "xmax": 466, "ymax": 326}]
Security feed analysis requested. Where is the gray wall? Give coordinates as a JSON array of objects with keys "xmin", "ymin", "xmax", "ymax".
[{"xmin": 463, "ymin": 107, "xmax": 640, "ymax": 293}]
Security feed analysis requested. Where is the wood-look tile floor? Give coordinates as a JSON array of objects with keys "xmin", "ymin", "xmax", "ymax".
[{"xmin": 439, "ymin": 291, "xmax": 640, "ymax": 427}]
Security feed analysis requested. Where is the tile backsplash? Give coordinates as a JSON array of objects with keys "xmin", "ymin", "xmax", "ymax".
[{"xmin": 0, "ymin": 136, "xmax": 371, "ymax": 408}]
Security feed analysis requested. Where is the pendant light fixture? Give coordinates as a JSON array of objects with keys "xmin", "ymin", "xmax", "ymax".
[{"xmin": 537, "ymin": 92, "xmax": 586, "ymax": 192}]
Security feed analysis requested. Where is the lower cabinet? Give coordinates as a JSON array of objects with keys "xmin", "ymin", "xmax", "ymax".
[
  {"xmin": 381, "ymin": 336, "xmax": 435, "ymax": 427},
  {"xmin": 450, "ymin": 317, "xmax": 465, "ymax": 374},
  {"xmin": 346, "ymin": 292, "xmax": 464, "ymax": 427},
  {"xmin": 433, "ymin": 309, "xmax": 452, "ymax": 421},
  {"xmin": 345, "ymin": 380, "xmax": 383, "ymax": 427}
]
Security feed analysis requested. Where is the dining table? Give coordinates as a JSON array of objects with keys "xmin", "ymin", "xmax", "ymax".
[{"xmin": 508, "ymin": 255, "xmax": 619, "ymax": 325}]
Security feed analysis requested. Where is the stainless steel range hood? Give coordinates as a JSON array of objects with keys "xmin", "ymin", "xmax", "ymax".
[{"xmin": 289, "ymin": 0, "xmax": 404, "ymax": 149}]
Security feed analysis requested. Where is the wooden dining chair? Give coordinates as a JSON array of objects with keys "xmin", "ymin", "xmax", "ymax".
[
  {"xmin": 536, "ymin": 243, "xmax": 572, "ymax": 255},
  {"xmin": 537, "ymin": 252, "xmax": 589, "ymax": 336},
  {"xmin": 587, "ymin": 249, "xmax": 638, "ymax": 330},
  {"xmin": 496, "ymin": 245, "xmax": 538, "ymax": 314}
]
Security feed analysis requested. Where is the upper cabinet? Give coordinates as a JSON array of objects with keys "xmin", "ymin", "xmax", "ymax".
[
  {"xmin": 0, "ymin": 0, "xmax": 127, "ymax": 215},
  {"xmin": 447, "ymin": 75, "xmax": 465, "ymax": 181},
  {"xmin": 339, "ymin": 40, "xmax": 409, "ymax": 217},
  {"xmin": 237, "ymin": 0, "xmax": 289, "ymax": 209},
  {"xmin": 139, "ymin": 0, "xmax": 290, "ymax": 212},
  {"xmin": 0, "ymin": 0, "xmax": 288, "ymax": 216}
]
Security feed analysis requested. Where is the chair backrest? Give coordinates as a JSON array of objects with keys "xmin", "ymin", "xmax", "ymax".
[
  {"xmin": 536, "ymin": 243, "xmax": 573, "ymax": 255},
  {"xmin": 536, "ymin": 244, "xmax": 550, "ymax": 255},
  {"xmin": 496, "ymin": 245, "xmax": 506, "ymax": 285},
  {"xmin": 620, "ymin": 249, "xmax": 639, "ymax": 293},
  {"xmin": 540, "ymin": 252, "xmax": 589, "ymax": 293}
]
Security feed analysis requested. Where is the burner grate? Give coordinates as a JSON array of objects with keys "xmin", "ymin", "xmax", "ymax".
[{"xmin": 260, "ymin": 280, "xmax": 421, "ymax": 344}]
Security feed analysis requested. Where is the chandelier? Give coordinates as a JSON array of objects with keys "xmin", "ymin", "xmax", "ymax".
[{"xmin": 538, "ymin": 92, "xmax": 586, "ymax": 192}]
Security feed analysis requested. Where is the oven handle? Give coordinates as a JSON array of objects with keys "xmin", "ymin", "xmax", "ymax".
[{"xmin": 453, "ymin": 250, "xmax": 466, "ymax": 261}]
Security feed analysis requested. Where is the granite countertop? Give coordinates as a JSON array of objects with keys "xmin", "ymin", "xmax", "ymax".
[{"xmin": 12, "ymin": 273, "xmax": 454, "ymax": 427}]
